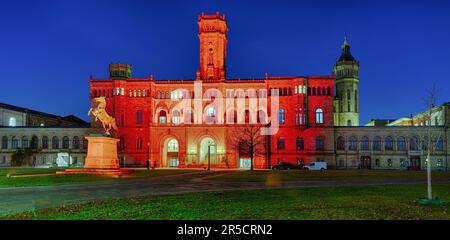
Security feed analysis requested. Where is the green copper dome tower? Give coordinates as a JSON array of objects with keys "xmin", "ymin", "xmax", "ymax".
[{"xmin": 333, "ymin": 37, "xmax": 360, "ymax": 126}]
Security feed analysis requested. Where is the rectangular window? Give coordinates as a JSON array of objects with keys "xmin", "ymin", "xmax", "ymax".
[
  {"xmin": 136, "ymin": 110, "xmax": 143, "ymax": 125},
  {"xmin": 121, "ymin": 88, "xmax": 125, "ymax": 96},
  {"xmin": 277, "ymin": 139, "xmax": 285, "ymax": 150}
]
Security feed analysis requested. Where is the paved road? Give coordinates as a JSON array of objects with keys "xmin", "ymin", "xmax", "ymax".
[{"xmin": 1, "ymin": 171, "xmax": 449, "ymax": 216}]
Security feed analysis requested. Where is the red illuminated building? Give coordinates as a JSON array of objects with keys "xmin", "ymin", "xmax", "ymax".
[{"xmin": 89, "ymin": 12, "xmax": 336, "ymax": 169}]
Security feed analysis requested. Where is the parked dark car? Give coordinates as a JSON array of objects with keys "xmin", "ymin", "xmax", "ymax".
[{"xmin": 271, "ymin": 162, "xmax": 302, "ymax": 170}]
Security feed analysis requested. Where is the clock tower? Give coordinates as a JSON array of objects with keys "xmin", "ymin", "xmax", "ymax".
[{"xmin": 197, "ymin": 12, "xmax": 228, "ymax": 81}]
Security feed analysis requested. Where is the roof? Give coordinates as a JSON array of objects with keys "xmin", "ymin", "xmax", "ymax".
[
  {"xmin": 337, "ymin": 38, "xmax": 357, "ymax": 62},
  {"xmin": 0, "ymin": 102, "xmax": 89, "ymax": 127}
]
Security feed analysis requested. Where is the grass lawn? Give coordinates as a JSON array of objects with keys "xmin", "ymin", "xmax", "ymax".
[
  {"xmin": 3, "ymin": 183, "xmax": 449, "ymax": 220},
  {"xmin": 0, "ymin": 168, "xmax": 199, "ymax": 188},
  {"xmin": 209, "ymin": 170, "xmax": 450, "ymax": 182}
]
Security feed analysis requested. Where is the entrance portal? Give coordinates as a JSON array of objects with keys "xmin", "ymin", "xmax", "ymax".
[
  {"xmin": 162, "ymin": 138, "xmax": 179, "ymax": 168},
  {"xmin": 360, "ymin": 156, "xmax": 371, "ymax": 169},
  {"xmin": 199, "ymin": 137, "xmax": 216, "ymax": 165},
  {"xmin": 409, "ymin": 156, "xmax": 421, "ymax": 170}
]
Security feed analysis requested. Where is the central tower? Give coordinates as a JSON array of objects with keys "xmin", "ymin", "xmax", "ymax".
[{"xmin": 197, "ymin": 12, "xmax": 228, "ymax": 81}]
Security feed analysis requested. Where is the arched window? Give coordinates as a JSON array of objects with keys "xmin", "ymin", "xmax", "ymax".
[
  {"xmin": 159, "ymin": 110, "xmax": 167, "ymax": 124},
  {"xmin": 312, "ymin": 87, "xmax": 316, "ymax": 95},
  {"xmin": 31, "ymin": 136, "xmax": 38, "ymax": 149},
  {"xmin": 283, "ymin": 88, "xmax": 287, "ymax": 96},
  {"xmin": 322, "ymin": 87, "xmax": 326, "ymax": 96},
  {"xmin": 277, "ymin": 138, "xmax": 285, "ymax": 150},
  {"xmin": 397, "ymin": 137, "xmax": 406, "ymax": 151},
  {"xmin": 347, "ymin": 120, "xmax": 352, "ymax": 126},
  {"xmin": 315, "ymin": 108, "xmax": 324, "ymax": 124},
  {"xmin": 62, "ymin": 136, "xmax": 70, "ymax": 149},
  {"xmin": 373, "ymin": 136, "xmax": 382, "ymax": 151},
  {"xmin": 206, "ymin": 107, "xmax": 216, "ymax": 124},
  {"xmin": 296, "ymin": 137, "xmax": 304, "ymax": 151},
  {"xmin": 410, "ymin": 136, "xmax": 419, "ymax": 151},
  {"xmin": 136, "ymin": 110, "xmax": 143, "ymax": 125},
  {"xmin": 307, "ymin": 87, "xmax": 311, "ymax": 96},
  {"xmin": 12, "ymin": 137, "xmax": 18, "ymax": 149},
  {"xmin": 422, "ymin": 136, "xmax": 428, "ymax": 151},
  {"xmin": 337, "ymin": 136, "xmax": 345, "ymax": 150},
  {"xmin": 349, "ymin": 136, "xmax": 357, "ymax": 151},
  {"xmin": 435, "ymin": 137, "xmax": 444, "ymax": 151},
  {"xmin": 1, "ymin": 136, "xmax": 8, "ymax": 149},
  {"xmin": 361, "ymin": 136, "xmax": 369, "ymax": 151},
  {"xmin": 316, "ymin": 137, "xmax": 325, "ymax": 151},
  {"xmin": 288, "ymin": 88, "xmax": 292, "ymax": 96},
  {"xmin": 172, "ymin": 110, "xmax": 181, "ymax": 124},
  {"xmin": 278, "ymin": 109, "xmax": 285, "ymax": 124},
  {"xmin": 22, "ymin": 136, "xmax": 29, "ymax": 148},
  {"xmin": 385, "ymin": 136, "xmax": 394, "ymax": 151},
  {"xmin": 136, "ymin": 137, "xmax": 142, "ymax": 150},
  {"xmin": 317, "ymin": 87, "xmax": 321, "ymax": 95},
  {"xmin": 52, "ymin": 136, "xmax": 59, "ymax": 149},
  {"xmin": 167, "ymin": 139, "xmax": 179, "ymax": 152},
  {"xmin": 72, "ymin": 136, "xmax": 80, "ymax": 149},
  {"xmin": 42, "ymin": 136, "xmax": 49, "ymax": 149},
  {"xmin": 327, "ymin": 87, "xmax": 331, "ymax": 96}
]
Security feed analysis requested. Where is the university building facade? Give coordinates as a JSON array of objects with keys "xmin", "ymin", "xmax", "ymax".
[{"xmin": 1, "ymin": 13, "xmax": 448, "ymax": 170}]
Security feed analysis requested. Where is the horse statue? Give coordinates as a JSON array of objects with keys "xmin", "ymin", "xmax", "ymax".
[{"xmin": 88, "ymin": 97, "xmax": 118, "ymax": 136}]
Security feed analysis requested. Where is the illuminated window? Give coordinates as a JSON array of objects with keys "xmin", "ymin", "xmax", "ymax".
[
  {"xmin": 8, "ymin": 117, "xmax": 16, "ymax": 127},
  {"xmin": 278, "ymin": 109, "xmax": 285, "ymax": 124},
  {"xmin": 315, "ymin": 108, "xmax": 323, "ymax": 124},
  {"xmin": 159, "ymin": 110, "xmax": 167, "ymax": 124},
  {"xmin": 172, "ymin": 110, "xmax": 181, "ymax": 124},
  {"xmin": 121, "ymin": 88, "xmax": 124, "ymax": 96},
  {"xmin": 167, "ymin": 139, "xmax": 179, "ymax": 152}
]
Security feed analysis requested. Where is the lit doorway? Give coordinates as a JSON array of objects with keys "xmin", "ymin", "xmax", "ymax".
[{"xmin": 162, "ymin": 138, "xmax": 179, "ymax": 168}]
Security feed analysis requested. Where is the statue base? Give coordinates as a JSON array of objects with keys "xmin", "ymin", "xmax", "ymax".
[{"xmin": 57, "ymin": 135, "xmax": 133, "ymax": 178}]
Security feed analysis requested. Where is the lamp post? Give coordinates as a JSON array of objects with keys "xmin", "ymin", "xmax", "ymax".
[{"xmin": 207, "ymin": 143, "xmax": 215, "ymax": 171}]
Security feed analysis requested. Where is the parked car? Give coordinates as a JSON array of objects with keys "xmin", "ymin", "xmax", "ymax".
[
  {"xmin": 303, "ymin": 162, "xmax": 327, "ymax": 171},
  {"xmin": 271, "ymin": 162, "xmax": 302, "ymax": 170}
]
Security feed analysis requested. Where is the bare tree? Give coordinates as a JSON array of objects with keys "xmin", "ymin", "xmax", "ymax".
[{"xmin": 230, "ymin": 124, "xmax": 267, "ymax": 171}]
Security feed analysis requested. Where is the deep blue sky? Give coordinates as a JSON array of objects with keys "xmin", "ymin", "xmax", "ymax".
[{"xmin": 1, "ymin": 0, "xmax": 449, "ymax": 124}]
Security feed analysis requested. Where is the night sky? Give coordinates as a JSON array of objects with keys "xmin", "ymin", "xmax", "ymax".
[{"xmin": 1, "ymin": 0, "xmax": 449, "ymax": 124}]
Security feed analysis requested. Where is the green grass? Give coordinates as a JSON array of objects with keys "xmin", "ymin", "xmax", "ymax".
[
  {"xmin": 209, "ymin": 170, "xmax": 450, "ymax": 182},
  {"xmin": 0, "ymin": 169, "xmax": 199, "ymax": 188},
  {"xmin": 3, "ymin": 183, "xmax": 450, "ymax": 220}
]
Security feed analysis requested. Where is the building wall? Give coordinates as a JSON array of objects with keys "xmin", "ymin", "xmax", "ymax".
[
  {"xmin": 334, "ymin": 126, "xmax": 449, "ymax": 170},
  {"xmin": 0, "ymin": 127, "xmax": 90, "ymax": 167}
]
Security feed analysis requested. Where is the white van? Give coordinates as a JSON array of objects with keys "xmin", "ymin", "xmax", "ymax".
[{"xmin": 303, "ymin": 162, "xmax": 327, "ymax": 171}]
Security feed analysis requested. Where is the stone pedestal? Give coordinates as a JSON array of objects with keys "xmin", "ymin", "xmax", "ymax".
[
  {"xmin": 84, "ymin": 136, "xmax": 120, "ymax": 169},
  {"xmin": 56, "ymin": 135, "xmax": 132, "ymax": 177}
]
